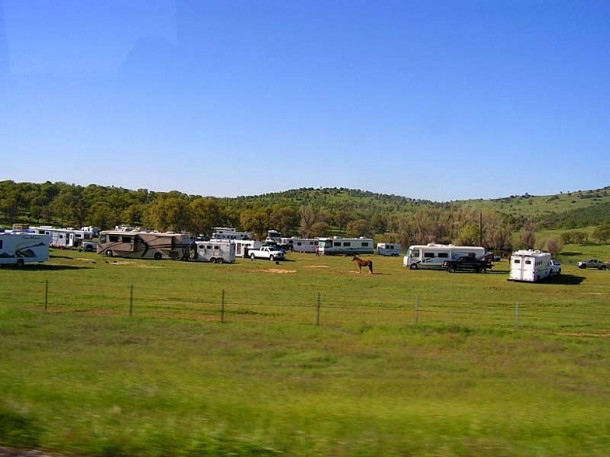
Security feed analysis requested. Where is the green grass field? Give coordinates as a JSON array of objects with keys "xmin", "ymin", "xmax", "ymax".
[{"xmin": 1, "ymin": 249, "xmax": 609, "ymax": 456}]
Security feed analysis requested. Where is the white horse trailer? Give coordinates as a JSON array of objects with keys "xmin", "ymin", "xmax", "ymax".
[
  {"xmin": 291, "ymin": 237, "xmax": 319, "ymax": 253},
  {"xmin": 509, "ymin": 250, "xmax": 553, "ymax": 282},
  {"xmin": 317, "ymin": 237, "xmax": 374, "ymax": 255},
  {"xmin": 377, "ymin": 243, "xmax": 401, "ymax": 256},
  {"xmin": 191, "ymin": 240, "xmax": 236, "ymax": 263},
  {"xmin": 0, "ymin": 233, "xmax": 49, "ymax": 266},
  {"xmin": 231, "ymin": 239, "xmax": 262, "ymax": 258},
  {"xmin": 403, "ymin": 244, "xmax": 486, "ymax": 270},
  {"xmin": 211, "ymin": 227, "xmax": 253, "ymax": 240}
]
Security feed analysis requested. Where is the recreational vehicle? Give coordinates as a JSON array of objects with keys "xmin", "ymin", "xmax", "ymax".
[
  {"xmin": 211, "ymin": 227, "xmax": 253, "ymax": 240},
  {"xmin": 291, "ymin": 237, "xmax": 319, "ymax": 253},
  {"xmin": 97, "ymin": 230, "xmax": 190, "ymax": 260},
  {"xmin": 190, "ymin": 240, "xmax": 236, "ymax": 264},
  {"xmin": 30, "ymin": 227, "xmax": 88, "ymax": 249},
  {"xmin": 376, "ymin": 243, "xmax": 402, "ymax": 256},
  {"xmin": 508, "ymin": 250, "xmax": 554, "ymax": 282},
  {"xmin": 317, "ymin": 237, "xmax": 374, "ymax": 256},
  {"xmin": 403, "ymin": 244, "xmax": 486, "ymax": 270},
  {"xmin": 0, "ymin": 233, "xmax": 49, "ymax": 266}
]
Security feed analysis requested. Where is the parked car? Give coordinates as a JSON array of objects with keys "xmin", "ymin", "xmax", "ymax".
[
  {"xmin": 442, "ymin": 256, "xmax": 492, "ymax": 273},
  {"xmin": 549, "ymin": 260, "xmax": 561, "ymax": 276},
  {"xmin": 577, "ymin": 259, "xmax": 608, "ymax": 270}
]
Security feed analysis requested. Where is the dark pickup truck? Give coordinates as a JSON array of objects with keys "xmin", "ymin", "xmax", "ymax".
[{"xmin": 442, "ymin": 256, "xmax": 493, "ymax": 273}]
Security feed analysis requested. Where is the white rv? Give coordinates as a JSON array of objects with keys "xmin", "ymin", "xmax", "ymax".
[
  {"xmin": 191, "ymin": 240, "xmax": 236, "ymax": 264},
  {"xmin": 211, "ymin": 227, "xmax": 253, "ymax": 240},
  {"xmin": 0, "ymin": 233, "xmax": 49, "ymax": 266},
  {"xmin": 291, "ymin": 237, "xmax": 319, "ymax": 253},
  {"xmin": 377, "ymin": 243, "xmax": 401, "ymax": 256},
  {"xmin": 30, "ymin": 227, "xmax": 88, "ymax": 249},
  {"xmin": 97, "ymin": 230, "xmax": 190, "ymax": 260},
  {"xmin": 317, "ymin": 237, "xmax": 374, "ymax": 256},
  {"xmin": 403, "ymin": 244, "xmax": 486, "ymax": 270},
  {"xmin": 509, "ymin": 250, "xmax": 554, "ymax": 282}
]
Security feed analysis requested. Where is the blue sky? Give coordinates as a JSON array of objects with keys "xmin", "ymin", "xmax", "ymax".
[{"xmin": 1, "ymin": 0, "xmax": 609, "ymax": 201}]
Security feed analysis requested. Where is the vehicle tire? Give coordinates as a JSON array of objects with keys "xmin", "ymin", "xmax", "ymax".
[
  {"xmin": 105, "ymin": 250, "xmax": 113, "ymax": 257},
  {"xmin": 601, "ymin": 265, "xmax": 607, "ymax": 270},
  {"xmin": 269, "ymin": 255, "xmax": 275, "ymax": 261},
  {"xmin": 250, "ymin": 253, "xmax": 256, "ymax": 260},
  {"xmin": 479, "ymin": 268, "xmax": 487, "ymax": 274},
  {"xmin": 154, "ymin": 253, "xmax": 162, "ymax": 260},
  {"xmin": 217, "ymin": 258, "xmax": 224, "ymax": 264},
  {"xmin": 410, "ymin": 264, "xmax": 418, "ymax": 270},
  {"xmin": 16, "ymin": 258, "xmax": 24, "ymax": 268},
  {"xmin": 209, "ymin": 258, "xmax": 216, "ymax": 264},
  {"xmin": 447, "ymin": 266, "xmax": 455, "ymax": 273}
]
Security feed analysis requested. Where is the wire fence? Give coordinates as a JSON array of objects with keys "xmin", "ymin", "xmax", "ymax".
[{"xmin": 5, "ymin": 279, "xmax": 609, "ymax": 334}]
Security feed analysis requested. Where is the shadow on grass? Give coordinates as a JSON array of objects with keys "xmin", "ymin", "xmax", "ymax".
[
  {"xmin": 2, "ymin": 264, "xmax": 92, "ymax": 271},
  {"xmin": 507, "ymin": 274, "xmax": 586, "ymax": 285}
]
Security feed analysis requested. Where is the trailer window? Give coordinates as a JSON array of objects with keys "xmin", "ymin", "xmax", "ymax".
[
  {"xmin": 121, "ymin": 236, "xmax": 132, "ymax": 243},
  {"xmin": 109, "ymin": 235, "xmax": 119, "ymax": 242},
  {"xmin": 513, "ymin": 259, "xmax": 520, "ymax": 264},
  {"xmin": 343, "ymin": 242, "xmax": 351, "ymax": 247},
  {"xmin": 424, "ymin": 252, "xmax": 435, "ymax": 258},
  {"xmin": 525, "ymin": 260, "xmax": 532, "ymax": 265},
  {"xmin": 438, "ymin": 253, "xmax": 448, "ymax": 258},
  {"xmin": 361, "ymin": 242, "xmax": 369, "ymax": 247},
  {"xmin": 0, "ymin": 240, "xmax": 2, "ymax": 249}
]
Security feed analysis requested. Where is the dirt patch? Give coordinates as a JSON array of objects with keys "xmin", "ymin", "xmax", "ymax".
[
  {"xmin": 105, "ymin": 260, "xmax": 163, "ymax": 268},
  {"xmin": 304, "ymin": 265, "xmax": 330, "ymax": 268}
]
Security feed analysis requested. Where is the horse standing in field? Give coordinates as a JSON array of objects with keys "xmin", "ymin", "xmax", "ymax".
[{"xmin": 353, "ymin": 255, "xmax": 373, "ymax": 274}]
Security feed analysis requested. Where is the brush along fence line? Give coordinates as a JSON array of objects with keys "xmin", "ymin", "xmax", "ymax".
[{"xmin": 6, "ymin": 279, "xmax": 609, "ymax": 333}]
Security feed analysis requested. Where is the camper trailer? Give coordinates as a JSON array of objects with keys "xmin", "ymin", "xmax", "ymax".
[
  {"xmin": 291, "ymin": 237, "xmax": 319, "ymax": 253},
  {"xmin": 230, "ymin": 239, "xmax": 262, "ymax": 258},
  {"xmin": 317, "ymin": 237, "xmax": 374, "ymax": 256},
  {"xmin": 377, "ymin": 243, "xmax": 402, "ymax": 256},
  {"xmin": 0, "ymin": 233, "xmax": 49, "ymax": 266},
  {"xmin": 403, "ymin": 244, "xmax": 486, "ymax": 270},
  {"xmin": 509, "ymin": 250, "xmax": 554, "ymax": 282},
  {"xmin": 30, "ymin": 227, "xmax": 88, "ymax": 249},
  {"xmin": 211, "ymin": 227, "xmax": 253, "ymax": 240},
  {"xmin": 191, "ymin": 240, "xmax": 236, "ymax": 263},
  {"xmin": 97, "ymin": 230, "xmax": 190, "ymax": 260}
]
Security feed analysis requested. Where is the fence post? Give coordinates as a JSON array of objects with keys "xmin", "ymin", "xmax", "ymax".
[
  {"xmin": 316, "ymin": 292, "xmax": 321, "ymax": 326},
  {"xmin": 44, "ymin": 280, "xmax": 48, "ymax": 312},
  {"xmin": 514, "ymin": 302, "xmax": 519, "ymax": 329},
  {"xmin": 129, "ymin": 285, "xmax": 134, "ymax": 316},
  {"xmin": 415, "ymin": 296, "xmax": 420, "ymax": 325},
  {"xmin": 221, "ymin": 289, "xmax": 225, "ymax": 323}
]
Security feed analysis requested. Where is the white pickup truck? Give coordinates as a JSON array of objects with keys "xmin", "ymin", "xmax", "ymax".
[{"xmin": 248, "ymin": 246, "xmax": 285, "ymax": 261}]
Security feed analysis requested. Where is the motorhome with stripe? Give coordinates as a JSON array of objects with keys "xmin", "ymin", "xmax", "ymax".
[
  {"xmin": 0, "ymin": 233, "xmax": 49, "ymax": 266},
  {"xmin": 403, "ymin": 244, "xmax": 486, "ymax": 270},
  {"xmin": 317, "ymin": 237, "xmax": 374, "ymax": 255},
  {"xmin": 97, "ymin": 230, "xmax": 190, "ymax": 260}
]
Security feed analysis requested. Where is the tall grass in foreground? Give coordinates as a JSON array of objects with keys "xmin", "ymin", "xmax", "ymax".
[{"xmin": 0, "ymin": 248, "xmax": 609, "ymax": 456}]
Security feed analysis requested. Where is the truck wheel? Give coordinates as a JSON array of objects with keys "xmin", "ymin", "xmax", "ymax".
[
  {"xmin": 479, "ymin": 268, "xmax": 487, "ymax": 274},
  {"xmin": 154, "ymin": 253, "xmax": 162, "ymax": 260},
  {"xmin": 447, "ymin": 266, "xmax": 455, "ymax": 273},
  {"xmin": 250, "ymin": 253, "xmax": 256, "ymax": 260},
  {"xmin": 269, "ymin": 255, "xmax": 275, "ymax": 261},
  {"xmin": 105, "ymin": 250, "xmax": 113, "ymax": 257}
]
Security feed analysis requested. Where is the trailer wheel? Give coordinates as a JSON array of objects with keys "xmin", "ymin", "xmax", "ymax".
[
  {"xmin": 154, "ymin": 253, "xmax": 162, "ymax": 260},
  {"xmin": 105, "ymin": 250, "xmax": 113, "ymax": 257},
  {"xmin": 217, "ymin": 258, "xmax": 224, "ymax": 264},
  {"xmin": 409, "ymin": 264, "xmax": 418, "ymax": 270},
  {"xmin": 210, "ymin": 258, "xmax": 217, "ymax": 264}
]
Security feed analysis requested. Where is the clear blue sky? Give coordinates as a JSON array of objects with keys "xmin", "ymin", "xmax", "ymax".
[{"xmin": 1, "ymin": 0, "xmax": 609, "ymax": 201}]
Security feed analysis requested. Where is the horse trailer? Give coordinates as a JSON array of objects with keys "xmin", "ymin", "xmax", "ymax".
[
  {"xmin": 0, "ymin": 233, "xmax": 49, "ymax": 266},
  {"xmin": 403, "ymin": 244, "xmax": 486, "ymax": 270},
  {"xmin": 190, "ymin": 240, "xmax": 236, "ymax": 263},
  {"xmin": 508, "ymin": 250, "xmax": 553, "ymax": 282},
  {"xmin": 376, "ymin": 243, "xmax": 401, "ymax": 256},
  {"xmin": 317, "ymin": 237, "xmax": 374, "ymax": 256},
  {"xmin": 291, "ymin": 237, "xmax": 319, "ymax": 253},
  {"xmin": 231, "ymin": 239, "xmax": 262, "ymax": 258},
  {"xmin": 97, "ymin": 230, "xmax": 190, "ymax": 260}
]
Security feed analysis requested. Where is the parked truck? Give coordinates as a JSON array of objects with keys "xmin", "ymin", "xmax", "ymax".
[{"xmin": 248, "ymin": 246, "xmax": 285, "ymax": 261}]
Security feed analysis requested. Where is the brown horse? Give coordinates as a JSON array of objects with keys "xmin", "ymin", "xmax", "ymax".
[{"xmin": 353, "ymin": 255, "xmax": 373, "ymax": 274}]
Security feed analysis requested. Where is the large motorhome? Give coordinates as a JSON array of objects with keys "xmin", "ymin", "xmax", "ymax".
[
  {"xmin": 508, "ymin": 250, "xmax": 553, "ymax": 282},
  {"xmin": 190, "ymin": 240, "xmax": 236, "ymax": 264},
  {"xmin": 403, "ymin": 244, "xmax": 486, "ymax": 270},
  {"xmin": 211, "ymin": 227, "xmax": 253, "ymax": 241},
  {"xmin": 0, "ymin": 233, "xmax": 49, "ymax": 266},
  {"xmin": 376, "ymin": 243, "xmax": 402, "ymax": 256},
  {"xmin": 317, "ymin": 237, "xmax": 374, "ymax": 256},
  {"xmin": 97, "ymin": 230, "xmax": 190, "ymax": 260}
]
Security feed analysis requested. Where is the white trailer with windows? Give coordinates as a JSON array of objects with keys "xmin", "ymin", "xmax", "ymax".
[
  {"xmin": 317, "ymin": 237, "xmax": 374, "ymax": 255},
  {"xmin": 508, "ymin": 250, "xmax": 553, "ymax": 282},
  {"xmin": 30, "ymin": 227, "xmax": 88, "ymax": 249},
  {"xmin": 211, "ymin": 227, "xmax": 253, "ymax": 240},
  {"xmin": 231, "ymin": 239, "xmax": 262, "ymax": 258},
  {"xmin": 0, "ymin": 233, "xmax": 49, "ymax": 266},
  {"xmin": 403, "ymin": 244, "xmax": 485, "ymax": 270},
  {"xmin": 291, "ymin": 237, "xmax": 319, "ymax": 253},
  {"xmin": 377, "ymin": 243, "xmax": 401, "ymax": 256},
  {"xmin": 190, "ymin": 240, "xmax": 236, "ymax": 263}
]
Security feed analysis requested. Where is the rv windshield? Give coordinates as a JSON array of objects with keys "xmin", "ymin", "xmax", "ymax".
[{"xmin": 319, "ymin": 239, "xmax": 332, "ymax": 249}]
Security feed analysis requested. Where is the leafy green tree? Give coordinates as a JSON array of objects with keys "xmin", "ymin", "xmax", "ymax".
[
  {"xmin": 455, "ymin": 223, "xmax": 480, "ymax": 246},
  {"xmin": 346, "ymin": 219, "xmax": 372, "ymax": 238},
  {"xmin": 190, "ymin": 197, "xmax": 224, "ymax": 236},
  {"xmin": 592, "ymin": 222, "xmax": 610, "ymax": 243}
]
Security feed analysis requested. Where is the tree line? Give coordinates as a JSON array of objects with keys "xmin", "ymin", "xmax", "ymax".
[{"xmin": 1, "ymin": 180, "xmax": 608, "ymax": 252}]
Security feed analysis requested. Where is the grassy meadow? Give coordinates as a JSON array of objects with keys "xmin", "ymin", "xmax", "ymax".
[{"xmin": 1, "ymin": 247, "xmax": 609, "ymax": 456}]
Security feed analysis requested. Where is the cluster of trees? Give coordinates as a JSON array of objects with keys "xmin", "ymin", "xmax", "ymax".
[{"xmin": 1, "ymin": 180, "xmax": 608, "ymax": 253}]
